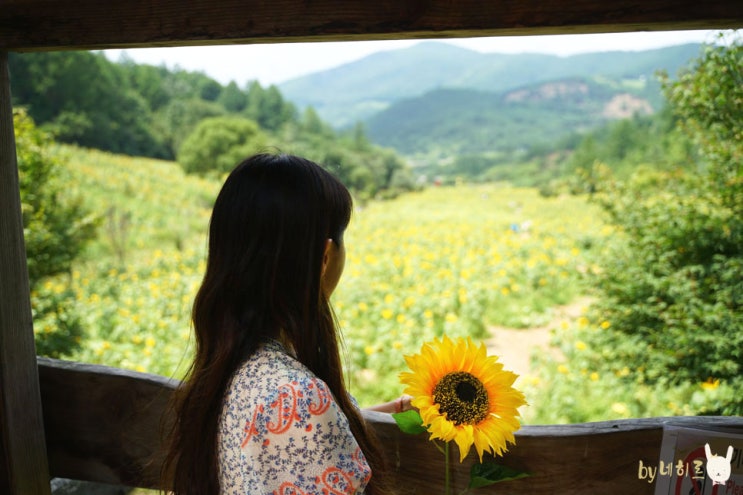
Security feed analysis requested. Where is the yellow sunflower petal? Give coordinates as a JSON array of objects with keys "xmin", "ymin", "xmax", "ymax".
[
  {"xmin": 429, "ymin": 414, "xmax": 456, "ymax": 441},
  {"xmin": 453, "ymin": 424, "xmax": 474, "ymax": 462},
  {"xmin": 472, "ymin": 427, "xmax": 493, "ymax": 462}
]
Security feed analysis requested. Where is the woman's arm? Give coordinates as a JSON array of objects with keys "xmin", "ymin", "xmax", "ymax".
[{"xmin": 364, "ymin": 394, "xmax": 414, "ymax": 414}]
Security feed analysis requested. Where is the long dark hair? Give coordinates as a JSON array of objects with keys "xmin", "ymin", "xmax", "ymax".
[{"xmin": 162, "ymin": 153, "xmax": 391, "ymax": 494}]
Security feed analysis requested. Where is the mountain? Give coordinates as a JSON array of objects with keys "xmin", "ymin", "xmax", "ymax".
[
  {"xmin": 278, "ymin": 41, "xmax": 703, "ymax": 128},
  {"xmin": 366, "ymin": 77, "xmax": 654, "ymax": 157}
]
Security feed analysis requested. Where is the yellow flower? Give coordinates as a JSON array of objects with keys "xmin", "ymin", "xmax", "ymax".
[
  {"xmin": 400, "ymin": 336, "xmax": 526, "ymax": 462},
  {"xmin": 611, "ymin": 402, "xmax": 628, "ymax": 416},
  {"xmin": 701, "ymin": 378, "xmax": 720, "ymax": 391}
]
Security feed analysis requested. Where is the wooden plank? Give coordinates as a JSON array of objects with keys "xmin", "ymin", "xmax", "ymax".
[
  {"xmin": 38, "ymin": 358, "xmax": 178, "ymax": 488},
  {"xmin": 371, "ymin": 413, "xmax": 743, "ymax": 494},
  {"xmin": 38, "ymin": 358, "xmax": 743, "ymax": 493},
  {"xmin": 0, "ymin": 51, "xmax": 51, "ymax": 495},
  {"xmin": 2, "ymin": 0, "xmax": 742, "ymax": 51}
]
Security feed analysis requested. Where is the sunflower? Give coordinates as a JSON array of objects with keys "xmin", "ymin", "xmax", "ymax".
[{"xmin": 399, "ymin": 336, "xmax": 526, "ymax": 462}]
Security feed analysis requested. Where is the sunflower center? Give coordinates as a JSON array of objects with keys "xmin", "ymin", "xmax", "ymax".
[{"xmin": 432, "ymin": 371, "xmax": 489, "ymax": 425}]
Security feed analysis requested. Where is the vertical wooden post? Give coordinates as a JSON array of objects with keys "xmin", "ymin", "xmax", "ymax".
[{"xmin": 0, "ymin": 51, "xmax": 51, "ymax": 494}]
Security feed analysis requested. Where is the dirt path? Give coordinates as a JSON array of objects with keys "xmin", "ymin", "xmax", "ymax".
[{"xmin": 485, "ymin": 297, "xmax": 593, "ymax": 381}]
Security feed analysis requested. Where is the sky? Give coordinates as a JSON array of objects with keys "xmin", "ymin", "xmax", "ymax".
[{"xmin": 103, "ymin": 30, "xmax": 722, "ymax": 87}]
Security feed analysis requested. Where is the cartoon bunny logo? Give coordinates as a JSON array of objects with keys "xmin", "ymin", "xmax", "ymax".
[{"xmin": 704, "ymin": 443, "xmax": 733, "ymax": 485}]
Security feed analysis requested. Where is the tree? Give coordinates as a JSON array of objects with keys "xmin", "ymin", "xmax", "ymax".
[
  {"xmin": 245, "ymin": 82, "xmax": 296, "ymax": 131},
  {"xmin": 177, "ymin": 116, "xmax": 267, "ymax": 176},
  {"xmin": 218, "ymin": 81, "xmax": 248, "ymax": 113},
  {"xmin": 155, "ymin": 98, "xmax": 226, "ymax": 157},
  {"xmin": 300, "ymin": 106, "xmax": 331, "ymax": 137},
  {"xmin": 199, "ymin": 79, "xmax": 223, "ymax": 102},
  {"xmin": 584, "ymin": 35, "xmax": 742, "ymax": 414},
  {"xmin": 16, "ymin": 108, "xmax": 98, "ymax": 286},
  {"xmin": 661, "ymin": 32, "xmax": 742, "ymax": 212},
  {"xmin": 123, "ymin": 61, "xmax": 172, "ymax": 111},
  {"xmin": 16, "ymin": 109, "xmax": 98, "ymax": 357}
]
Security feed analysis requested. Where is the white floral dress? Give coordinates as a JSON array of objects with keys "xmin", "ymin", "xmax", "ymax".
[{"xmin": 218, "ymin": 340, "xmax": 371, "ymax": 495}]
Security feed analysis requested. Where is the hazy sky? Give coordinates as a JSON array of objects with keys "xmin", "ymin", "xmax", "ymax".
[{"xmin": 103, "ymin": 30, "xmax": 721, "ymax": 87}]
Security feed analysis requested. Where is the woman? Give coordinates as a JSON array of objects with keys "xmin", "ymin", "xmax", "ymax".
[{"xmin": 163, "ymin": 153, "xmax": 408, "ymax": 494}]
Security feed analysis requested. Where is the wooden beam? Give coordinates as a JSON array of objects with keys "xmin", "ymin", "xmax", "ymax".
[
  {"xmin": 0, "ymin": 51, "xmax": 51, "ymax": 495},
  {"xmin": 1, "ymin": 0, "xmax": 742, "ymax": 52},
  {"xmin": 38, "ymin": 358, "xmax": 743, "ymax": 493},
  {"xmin": 38, "ymin": 359, "xmax": 177, "ymax": 488}
]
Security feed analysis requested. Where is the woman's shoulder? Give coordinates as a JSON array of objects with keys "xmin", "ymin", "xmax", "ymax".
[{"xmin": 227, "ymin": 340, "xmax": 319, "ymax": 399}]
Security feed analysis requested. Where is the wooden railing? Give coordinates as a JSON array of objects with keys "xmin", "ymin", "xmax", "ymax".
[{"xmin": 38, "ymin": 357, "xmax": 743, "ymax": 494}]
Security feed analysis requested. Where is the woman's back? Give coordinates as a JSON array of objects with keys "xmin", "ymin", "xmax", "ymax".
[{"xmin": 218, "ymin": 339, "xmax": 371, "ymax": 494}]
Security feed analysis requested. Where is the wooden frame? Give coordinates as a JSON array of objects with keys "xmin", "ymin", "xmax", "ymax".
[
  {"xmin": 0, "ymin": 51, "xmax": 51, "ymax": 495},
  {"xmin": 1, "ymin": 1, "xmax": 741, "ymax": 493},
  {"xmin": 2, "ymin": 0, "xmax": 742, "ymax": 51}
]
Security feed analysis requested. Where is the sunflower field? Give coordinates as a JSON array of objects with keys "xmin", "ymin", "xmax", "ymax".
[{"xmin": 32, "ymin": 145, "xmax": 617, "ymax": 424}]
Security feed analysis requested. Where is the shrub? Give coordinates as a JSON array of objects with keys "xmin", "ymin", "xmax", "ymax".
[
  {"xmin": 177, "ymin": 116, "xmax": 267, "ymax": 176},
  {"xmin": 16, "ymin": 108, "xmax": 98, "ymax": 357},
  {"xmin": 16, "ymin": 108, "xmax": 98, "ymax": 288},
  {"xmin": 564, "ymin": 37, "xmax": 743, "ymax": 416}
]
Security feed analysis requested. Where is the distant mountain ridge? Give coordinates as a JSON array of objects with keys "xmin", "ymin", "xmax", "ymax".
[
  {"xmin": 279, "ymin": 41, "xmax": 703, "ymax": 128},
  {"xmin": 365, "ymin": 77, "xmax": 654, "ymax": 157}
]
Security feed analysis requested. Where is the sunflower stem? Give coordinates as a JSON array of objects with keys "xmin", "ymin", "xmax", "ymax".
[{"xmin": 444, "ymin": 441, "xmax": 451, "ymax": 495}]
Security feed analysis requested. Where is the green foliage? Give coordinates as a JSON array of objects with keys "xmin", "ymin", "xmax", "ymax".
[
  {"xmin": 29, "ymin": 145, "xmax": 219, "ymax": 361},
  {"xmin": 661, "ymin": 33, "xmax": 743, "ymax": 213},
  {"xmin": 274, "ymin": 122, "xmax": 416, "ymax": 200},
  {"xmin": 154, "ymin": 98, "xmax": 226, "ymax": 157},
  {"xmin": 15, "ymin": 109, "xmax": 98, "ymax": 358},
  {"xmin": 535, "ymin": 35, "xmax": 743, "ymax": 418},
  {"xmin": 469, "ymin": 463, "xmax": 530, "ymax": 488},
  {"xmin": 218, "ymin": 81, "xmax": 248, "ymax": 113},
  {"xmin": 528, "ymin": 318, "xmax": 741, "ymax": 423},
  {"xmin": 300, "ymin": 106, "xmax": 333, "ymax": 137},
  {"xmin": 9, "ymin": 51, "xmax": 412, "ymax": 198},
  {"xmin": 391, "ymin": 410, "xmax": 426, "ymax": 435},
  {"xmin": 244, "ymin": 81, "xmax": 296, "ymax": 131},
  {"xmin": 9, "ymin": 51, "xmax": 169, "ymax": 158},
  {"xmin": 562, "ymin": 109, "xmax": 695, "ymax": 182},
  {"xmin": 366, "ymin": 82, "xmax": 616, "ymax": 158},
  {"xmin": 177, "ymin": 116, "xmax": 267, "ymax": 176},
  {"xmin": 15, "ymin": 109, "xmax": 98, "ymax": 287}
]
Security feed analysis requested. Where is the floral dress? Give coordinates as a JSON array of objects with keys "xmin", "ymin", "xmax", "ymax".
[{"xmin": 218, "ymin": 340, "xmax": 371, "ymax": 495}]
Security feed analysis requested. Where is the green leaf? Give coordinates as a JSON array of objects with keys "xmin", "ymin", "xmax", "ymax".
[
  {"xmin": 469, "ymin": 461, "xmax": 531, "ymax": 488},
  {"xmin": 391, "ymin": 410, "xmax": 427, "ymax": 435}
]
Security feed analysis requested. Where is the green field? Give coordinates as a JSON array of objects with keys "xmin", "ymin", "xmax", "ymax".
[{"xmin": 31, "ymin": 146, "xmax": 653, "ymax": 424}]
